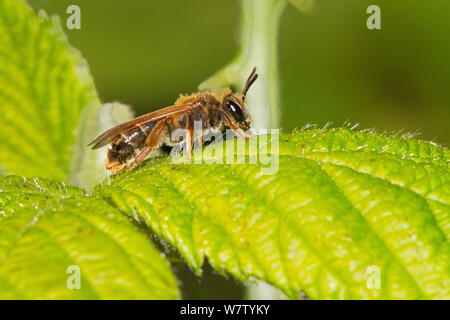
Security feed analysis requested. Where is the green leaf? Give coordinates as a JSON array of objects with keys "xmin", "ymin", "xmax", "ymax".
[
  {"xmin": 0, "ymin": 176, "xmax": 179, "ymax": 299},
  {"xmin": 97, "ymin": 128, "xmax": 450, "ymax": 299},
  {"xmin": 0, "ymin": 0, "xmax": 99, "ymax": 180}
]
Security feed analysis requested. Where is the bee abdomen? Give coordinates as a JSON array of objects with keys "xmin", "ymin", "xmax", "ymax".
[
  {"xmin": 106, "ymin": 121, "xmax": 159, "ymax": 167},
  {"xmin": 107, "ymin": 134, "xmax": 141, "ymax": 166},
  {"xmin": 107, "ymin": 140, "xmax": 134, "ymax": 165}
]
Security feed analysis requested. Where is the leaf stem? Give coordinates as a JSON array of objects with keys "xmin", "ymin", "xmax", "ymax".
[
  {"xmin": 203, "ymin": 0, "xmax": 289, "ymax": 300},
  {"xmin": 200, "ymin": 0, "xmax": 287, "ymax": 129}
]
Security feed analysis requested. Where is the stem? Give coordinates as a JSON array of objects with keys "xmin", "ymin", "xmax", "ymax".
[
  {"xmin": 241, "ymin": 0, "xmax": 286, "ymax": 129},
  {"xmin": 199, "ymin": 0, "xmax": 287, "ymax": 130},
  {"xmin": 199, "ymin": 0, "xmax": 289, "ymax": 300},
  {"xmin": 200, "ymin": 0, "xmax": 290, "ymax": 299}
]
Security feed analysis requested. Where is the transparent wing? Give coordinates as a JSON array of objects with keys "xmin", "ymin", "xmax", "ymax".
[{"xmin": 88, "ymin": 102, "xmax": 201, "ymax": 149}]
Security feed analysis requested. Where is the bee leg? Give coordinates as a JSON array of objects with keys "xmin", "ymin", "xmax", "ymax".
[
  {"xmin": 184, "ymin": 120, "xmax": 194, "ymax": 163},
  {"xmin": 134, "ymin": 146, "xmax": 152, "ymax": 165},
  {"xmin": 231, "ymin": 126, "xmax": 249, "ymax": 140},
  {"xmin": 106, "ymin": 156, "xmax": 128, "ymax": 174},
  {"xmin": 131, "ymin": 119, "xmax": 168, "ymax": 167},
  {"xmin": 110, "ymin": 164, "xmax": 128, "ymax": 174},
  {"xmin": 185, "ymin": 129, "xmax": 194, "ymax": 162}
]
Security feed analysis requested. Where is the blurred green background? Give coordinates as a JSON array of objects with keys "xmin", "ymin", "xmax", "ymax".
[
  {"xmin": 28, "ymin": 0, "xmax": 450, "ymax": 298},
  {"xmin": 29, "ymin": 0, "xmax": 449, "ymax": 143}
]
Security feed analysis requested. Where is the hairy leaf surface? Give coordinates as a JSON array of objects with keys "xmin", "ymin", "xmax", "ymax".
[
  {"xmin": 0, "ymin": 176, "xmax": 179, "ymax": 299},
  {"xmin": 97, "ymin": 128, "xmax": 450, "ymax": 299}
]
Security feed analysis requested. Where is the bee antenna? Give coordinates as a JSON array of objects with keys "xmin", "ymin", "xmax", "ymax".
[{"xmin": 242, "ymin": 67, "xmax": 258, "ymax": 101}]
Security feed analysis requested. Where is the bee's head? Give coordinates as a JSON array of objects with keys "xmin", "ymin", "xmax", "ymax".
[{"xmin": 220, "ymin": 67, "xmax": 258, "ymax": 132}]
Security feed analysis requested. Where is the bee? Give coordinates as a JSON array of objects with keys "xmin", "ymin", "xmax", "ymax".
[{"xmin": 88, "ymin": 67, "xmax": 258, "ymax": 173}]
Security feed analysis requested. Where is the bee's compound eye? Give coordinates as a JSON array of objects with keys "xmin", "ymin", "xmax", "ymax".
[{"xmin": 226, "ymin": 101, "xmax": 244, "ymax": 122}]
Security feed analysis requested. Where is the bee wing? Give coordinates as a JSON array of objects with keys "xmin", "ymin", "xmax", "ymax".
[{"xmin": 88, "ymin": 102, "xmax": 201, "ymax": 149}]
